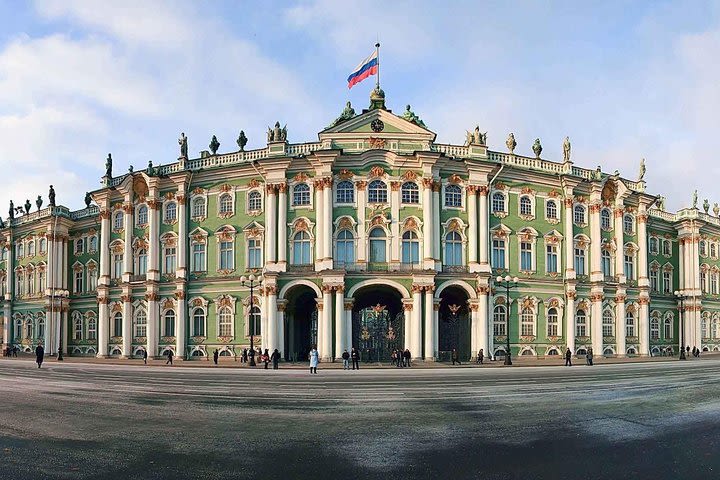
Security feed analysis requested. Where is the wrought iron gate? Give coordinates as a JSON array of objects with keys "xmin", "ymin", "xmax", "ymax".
[
  {"xmin": 438, "ymin": 309, "xmax": 470, "ymax": 361},
  {"xmin": 352, "ymin": 305, "xmax": 404, "ymax": 362}
]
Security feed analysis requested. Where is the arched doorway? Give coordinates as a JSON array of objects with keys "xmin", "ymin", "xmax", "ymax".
[
  {"xmin": 351, "ymin": 285, "xmax": 404, "ymax": 362},
  {"xmin": 284, "ymin": 285, "xmax": 319, "ymax": 362},
  {"xmin": 438, "ymin": 286, "xmax": 471, "ymax": 361}
]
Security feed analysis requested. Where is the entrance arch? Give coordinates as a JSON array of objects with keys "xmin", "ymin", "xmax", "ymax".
[
  {"xmin": 437, "ymin": 286, "xmax": 471, "ymax": 361},
  {"xmin": 283, "ymin": 284, "xmax": 320, "ymax": 362},
  {"xmin": 351, "ymin": 284, "xmax": 405, "ymax": 362}
]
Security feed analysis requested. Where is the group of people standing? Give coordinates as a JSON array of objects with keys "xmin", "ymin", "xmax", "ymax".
[
  {"xmin": 390, "ymin": 349, "xmax": 413, "ymax": 368},
  {"xmin": 564, "ymin": 347, "xmax": 594, "ymax": 366}
]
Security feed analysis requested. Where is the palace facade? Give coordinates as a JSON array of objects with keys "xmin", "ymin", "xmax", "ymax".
[{"xmin": 1, "ymin": 89, "xmax": 718, "ymax": 362}]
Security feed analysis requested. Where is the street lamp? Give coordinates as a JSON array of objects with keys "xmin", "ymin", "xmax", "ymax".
[
  {"xmin": 496, "ymin": 275, "xmax": 519, "ymax": 366},
  {"xmin": 241, "ymin": 274, "xmax": 263, "ymax": 366},
  {"xmin": 674, "ymin": 291, "xmax": 686, "ymax": 360}
]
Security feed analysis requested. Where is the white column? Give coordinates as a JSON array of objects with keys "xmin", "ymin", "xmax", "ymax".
[
  {"xmin": 175, "ymin": 293, "xmax": 186, "ymax": 359},
  {"xmin": 148, "ymin": 199, "xmax": 160, "ymax": 282},
  {"xmin": 266, "ymin": 287, "xmax": 278, "ymax": 353},
  {"xmin": 678, "ymin": 239, "xmax": 685, "ymax": 290},
  {"xmin": 563, "ymin": 197, "xmax": 575, "ymax": 279},
  {"xmin": 99, "ymin": 207, "xmax": 111, "ymax": 284},
  {"xmin": 390, "ymin": 182, "xmax": 400, "ymax": 264},
  {"xmin": 98, "ymin": 300, "xmax": 109, "ymax": 357},
  {"xmin": 424, "ymin": 287, "xmax": 435, "ymax": 360},
  {"xmin": 566, "ymin": 293, "xmax": 576, "ymax": 353},
  {"xmin": 589, "ymin": 202, "xmax": 602, "ymax": 281},
  {"xmin": 479, "ymin": 187, "xmax": 489, "ymax": 268},
  {"xmin": 315, "ymin": 182, "xmax": 324, "ymax": 263},
  {"xmin": 265, "ymin": 185, "xmax": 277, "ymax": 264},
  {"xmin": 323, "ymin": 178, "xmax": 332, "ymax": 261},
  {"xmin": 422, "ymin": 179, "xmax": 434, "ymax": 269},
  {"xmin": 591, "ymin": 293, "xmax": 603, "ymax": 355},
  {"xmin": 123, "ymin": 202, "xmax": 133, "ymax": 283},
  {"xmin": 44, "ymin": 308, "xmax": 53, "ymax": 354},
  {"xmin": 403, "ymin": 301, "xmax": 412, "ymax": 350},
  {"xmin": 334, "ymin": 287, "xmax": 344, "ymax": 359},
  {"xmin": 433, "ymin": 300, "xmax": 439, "ymax": 359},
  {"xmin": 639, "ymin": 297, "xmax": 649, "ymax": 355},
  {"xmin": 615, "ymin": 294, "xmax": 626, "ymax": 356},
  {"xmin": 277, "ymin": 303, "xmax": 286, "ymax": 359},
  {"xmin": 478, "ymin": 288, "xmax": 489, "ymax": 356},
  {"xmin": 60, "ymin": 309, "xmax": 68, "ymax": 355},
  {"xmin": 356, "ymin": 181, "xmax": 367, "ymax": 263},
  {"xmin": 344, "ymin": 300, "xmax": 353, "ymax": 351},
  {"xmin": 61, "ymin": 238, "xmax": 68, "ymax": 290},
  {"xmin": 411, "ymin": 285, "xmax": 422, "ymax": 358},
  {"xmin": 122, "ymin": 293, "xmax": 132, "ymax": 357},
  {"xmin": 614, "ymin": 205, "xmax": 625, "ymax": 283},
  {"xmin": 3, "ymin": 302, "xmax": 11, "ymax": 348},
  {"xmin": 321, "ymin": 286, "xmax": 332, "ymax": 361},
  {"xmin": 277, "ymin": 184, "xmax": 287, "ymax": 266},
  {"xmin": 467, "ymin": 187, "xmax": 478, "ymax": 269},
  {"xmin": 432, "ymin": 183, "xmax": 440, "ymax": 265},
  {"xmin": 177, "ymin": 193, "xmax": 188, "ymax": 278},
  {"xmin": 637, "ymin": 210, "xmax": 649, "ymax": 286},
  {"xmin": 470, "ymin": 301, "xmax": 479, "ymax": 360},
  {"xmin": 147, "ymin": 294, "xmax": 158, "ymax": 358}
]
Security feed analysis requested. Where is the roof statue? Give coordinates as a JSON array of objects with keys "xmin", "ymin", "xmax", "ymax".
[
  {"xmin": 209, "ymin": 135, "xmax": 220, "ymax": 155},
  {"xmin": 704, "ymin": 198, "xmax": 710, "ymax": 213},
  {"xmin": 692, "ymin": 190, "xmax": 698, "ymax": 209},
  {"xmin": 267, "ymin": 122, "xmax": 287, "ymax": 142},
  {"xmin": 402, "ymin": 105, "xmax": 426, "ymax": 128},
  {"xmin": 105, "ymin": 153, "xmax": 113, "ymax": 178},
  {"xmin": 714, "ymin": 203, "xmax": 719, "ymax": 217},
  {"xmin": 328, "ymin": 101, "xmax": 357, "ymax": 128},
  {"xmin": 532, "ymin": 138, "xmax": 542, "ymax": 159},
  {"xmin": 236, "ymin": 130, "xmax": 248, "ymax": 151},
  {"xmin": 562, "ymin": 136, "xmax": 571, "ymax": 162},
  {"xmin": 638, "ymin": 158, "xmax": 646, "ymax": 181},
  {"xmin": 24, "ymin": 199, "xmax": 31, "ymax": 215},
  {"xmin": 656, "ymin": 195, "xmax": 666, "ymax": 211},
  {"xmin": 506, "ymin": 133, "xmax": 517, "ymax": 153},
  {"xmin": 465, "ymin": 126, "xmax": 487, "ymax": 146},
  {"xmin": 147, "ymin": 160, "xmax": 156, "ymax": 177},
  {"xmin": 85, "ymin": 192, "xmax": 92, "ymax": 208},
  {"xmin": 8, "ymin": 200, "xmax": 13, "ymax": 220},
  {"xmin": 48, "ymin": 185, "xmax": 56, "ymax": 207},
  {"xmin": 35, "ymin": 195, "xmax": 43, "ymax": 211},
  {"xmin": 595, "ymin": 166, "xmax": 602, "ymax": 180},
  {"xmin": 178, "ymin": 132, "xmax": 188, "ymax": 158},
  {"xmin": 129, "ymin": 165, "xmax": 134, "ymax": 173},
  {"xmin": 369, "ymin": 86, "xmax": 386, "ymax": 110}
]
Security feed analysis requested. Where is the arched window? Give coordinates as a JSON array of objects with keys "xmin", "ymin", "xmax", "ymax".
[
  {"xmin": 519, "ymin": 196, "xmax": 532, "ymax": 216},
  {"xmin": 601, "ymin": 208, "xmax": 611, "ymax": 230},
  {"xmin": 625, "ymin": 311, "xmax": 636, "ymax": 337},
  {"xmin": 713, "ymin": 318, "xmax": 720, "ymax": 339},
  {"xmin": 292, "ymin": 231, "xmax": 311, "ymax": 265},
  {"xmin": 134, "ymin": 310, "xmax": 147, "ymax": 338},
  {"xmin": 163, "ymin": 242, "xmax": 177, "ymax": 274},
  {"xmin": 14, "ymin": 317, "xmax": 22, "ymax": 340},
  {"xmin": 293, "ymin": 183, "xmax": 310, "ymax": 206},
  {"xmin": 445, "ymin": 184, "xmax": 462, "ymax": 208},
  {"xmin": 28, "ymin": 241, "xmax": 36, "ymax": 257},
  {"xmin": 249, "ymin": 306, "xmax": 261, "ymax": 336},
  {"xmin": 547, "ymin": 307, "xmax": 559, "ymax": 337},
  {"xmin": 137, "ymin": 205, "xmax": 148, "ymax": 226},
  {"xmin": 219, "ymin": 194, "xmax": 233, "ymax": 214},
  {"xmin": 401, "ymin": 182, "xmax": 419, "ymax": 204},
  {"xmin": 113, "ymin": 211, "xmax": 124, "ymax": 230},
  {"xmin": 650, "ymin": 314, "xmax": 660, "ymax": 340},
  {"xmin": 192, "ymin": 197, "xmax": 206, "ymax": 218},
  {"xmin": 137, "ymin": 248, "xmax": 148, "ymax": 275},
  {"xmin": 336, "ymin": 181, "xmax": 354, "ymax": 204},
  {"xmin": 368, "ymin": 180, "xmax": 387, "ymax": 204},
  {"xmin": 623, "ymin": 215, "xmax": 634, "ymax": 234},
  {"xmin": 520, "ymin": 307, "xmax": 535, "ymax": 336},
  {"xmin": 546, "ymin": 200, "xmax": 557, "ymax": 220},
  {"xmin": 218, "ymin": 307, "xmax": 233, "ymax": 337},
  {"xmin": 701, "ymin": 314, "xmax": 709, "ymax": 338},
  {"xmin": 24, "ymin": 318, "xmax": 33, "ymax": 339},
  {"xmin": 401, "ymin": 230, "xmax": 420, "ymax": 264},
  {"xmin": 73, "ymin": 315, "xmax": 83, "ymax": 341},
  {"xmin": 493, "ymin": 305, "xmax": 507, "ymax": 336},
  {"xmin": 163, "ymin": 310, "xmax": 176, "ymax": 337},
  {"xmin": 164, "ymin": 202, "xmax": 177, "ymax": 222},
  {"xmin": 649, "ymin": 237, "xmax": 658, "ymax": 254},
  {"xmin": 575, "ymin": 310, "xmax": 587, "ymax": 337},
  {"xmin": 192, "ymin": 308, "xmax": 206, "ymax": 337},
  {"xmin": 36, "ymin": 317, "xmax": 44, "ymax": 339},
  {"xmin": 663, "ymin": 315, "xmax": 673, "ymax": 339},
  {"xmin": 87, "ymin": 314, "xmax": 97, "ymax": 340},
  {"xmin": 369, "ymin": 228, "xmax": 387, "ymax": 263},
  {"xmin": 602, "ymin": 310, "xmax": 614, "ymax": 337},
  {"xmin": 492, "ymin": 192, "xmax": 505, "ymax": 213},
  {"xmin": 573, "ymin": 205, "xmax": 586, "ymax": 225},
  {"xmin": 445, "ymin": 231, "xmax": 462, "ymax": 266},
  {"xmin": 335, "ymin": 230, "xmax": 355, "ymax": 265},
  {"xmin": 712, "ymin": 243, "xmax": 717, "ymax": 258},
  {"xmin": 113, "ymin": 312, "xmax": 123, "ymax": 337},
  {"xmin": 662, "ymin": 240, "xmax": 671, "ymax": 256},
  {"xmin": 248, "ymin": 191, "xmax": 262, "ymax": 211}
]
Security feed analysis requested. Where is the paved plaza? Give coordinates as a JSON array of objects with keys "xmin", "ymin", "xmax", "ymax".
[{"xmin": 1, "ymin": 358, "xmax": 719, "ymax": 479}]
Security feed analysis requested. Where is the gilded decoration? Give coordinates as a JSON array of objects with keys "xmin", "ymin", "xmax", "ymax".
[
  {"xmin": 432, "ymin": 181, "xmax": 441, "ymax": 192},
  {"xmin": 191, "ymin": 232, "xmax": 207, "ymax": 244},
  {"xmin": 520, "ymin": 186, "xmax": 535, "ymax": 195},
  {"xmin": 162, "ymin": 298, "xmax": 175, "ymax": 310},
  {"xmin": 218, "ymin": 336, "xmax": 234, "ymax": 344},
  {"xmin": 390, "ymin": 181, "xmax": 401, "ymax": 191},
  {"xmin": 338, "ymin": 169, "xmax": 354, "ymax": 180},
  {"xmin": 369, "ymin": 165, "xmax": 386, "ymax": 178},
  {"xmin": 294, "ymin": 219, "xmax": 309, "ymax": 233},
  {"xmin": 548, "ymin": 298, "xmax": 559, "ymax": 308},
  {"xmin": 216, "ymin": 227, "xmax": 235, "ymax": 242},
  {"xmin": 110, "ymin": 243, "xmax": 124, "ymax": 254},
  {"xmin": 164, "ymin": 192, "xmax": 175, "ymax": 200},
  {"xmin": 145, "ymin": 293, "xmax": 159, "ymax": 302},
  {"xmin": 422, "ymin": 177, "xmax": 434, "ymax": 188},
  {"xmin": 577, "ymin": 300, "xmax": 588, "ymax": 310},
  {"xmin": 477, "ymin": 186, "xmax": 489, "ymax": 196},
  {"xmin": 217, "ymin": 295, "xmax": 233, "ymax": 309},
  {"xmin": 147, "ymin": 199, "xmax": 161, "ymax": 210},
  {"xmin": 370, "ymin": 215, "xmax": 386, "ymax": 227},
  {"xmin": 174, "ymin": 291, "xmax": 186, "ymax": 300},
  {"xmin": 192, "ymin": 298, "xmax": 204, "ymax": 307},
  {"xmin": 447, "ymin": 219, "xmax": 461, "ymax": 232},
  {"xmin": 120, "ymin": 294, "xmax": 132, "ymax": 303},
  {"xmin": 338, "ymin": 217, "xmax": 353, "ymax": 230},
  {"xmin": 494, "ymin": 181, "xmax": 507, "ymax": 190},
  {"xmin": 294, "ymin": 172, "xmax": 309, "ymax": 183},
  {"xmin": 402, "ymin": 170, "xmax": 418, "ymax": 181},
  {"xmin": 99, "ymin": 209, "xmax": 111, "ymax": 220},
  {"xmin": 548, "ymin": 189, "xmax": 560, "ymax": 198},
  {"xmin": 521, "ymin": 297, "xmax": 535, "ymax": 309},
  {"xmin": 495, "ymin": 296, "xmax": 506, "ymax": 305},
  {"xmin": 404, "ymin": 217, "xmax": 418, "ymax": 231},
  {"xmin": 133, "ymin": 177, "xmax": 148, "ymax": 198},
  {"xmin": 448, "ymin": 174, "xmax": 463, "ymax": 184},
  {"xmin": 192, "ymin": 187, "xmax": 205, "ymax": 195},
  {"xmin": 220, "ymin": 183, "xmax": 233, "ymax": 193},
  {"xmin": 355, "ymin": 180, "xmax": 367, "ymax": 189},
  {"xmin": 368, "ymin": 137, "xmax": 386, "ymax": 149}
]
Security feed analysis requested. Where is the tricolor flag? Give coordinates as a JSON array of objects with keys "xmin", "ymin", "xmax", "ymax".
[{"xmin": 347, "ymin": 50, "xmax": 378, "ymax": 89}]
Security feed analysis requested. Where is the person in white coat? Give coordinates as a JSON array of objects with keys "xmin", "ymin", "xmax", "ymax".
[{"xmin": 309, "ymin": 345, "xmax": 319, "ymax": 374}]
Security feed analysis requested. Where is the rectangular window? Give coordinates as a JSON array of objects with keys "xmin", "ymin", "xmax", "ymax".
[
  {"xmin": 546, "ymin": 245, "xmax": 558, "ymax": 273},
  {"xmin": 492, "ymin": 240, "xmax": 505, "ymax": 269},
  {"xmin": 624, "ymin": 255, "xmax": 634, "ymax": 280},
  {"xmin": 663, "ymin": 240, "xmax": 671, "ymax": 256},
  {"xmin": 192, "ymin": 243, "xmax": 206, "ymax": 272},
  {"xmin": 164, "ymin": 247, "xmax": 177, "ymax": 274},
  {"xmin": 220, "ymin": 241, "xmax": 234, "ymax": 270},
  {"xmin": 602, "ymin": 251, "xmax": 611, "ymax": 277},
  {"xmin": 88, "ymin": 269, "xmax": 97, "ymax": 291},
  {"xmin": 650, "ymin": 270, "xmax": 658, "ymax": 292},
  {"xmin": 663, "ymin": 271, "xmax": 671, "ymax": 294},
  {"xmin": 248, "ymin": 239, "xmax": 262, "ymax": 268},
  {"xmin": 574, "ymin": 248, "xmax": 585, "ymax": 275},
  {"xmin": 113, "ymin": 254, "xmax": 123, "ymax": 279},
  {"xmin": 74, "ymin": 271, "xmax": 83, "ymax": 294},
  {"xmin": 520, "ymin": 242, "xmax": 532, "ymax": 271},
  {"xmin": 137, "ymin": 253, "xmax": 147, "ymax": 275}
]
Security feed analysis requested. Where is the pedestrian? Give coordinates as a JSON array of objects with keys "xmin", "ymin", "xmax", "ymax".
[
  {"xmin": 391, "ymin": 350, "xmax": 397, "ymax": 367},
  {"xmin": 271, "ymin": 349, "xmax": 280, "ymax": 369},
  {"xmin": 263, "ymin": 348, "xmax": 270, "ymax": 369},
  {"xmin": 309, "ymin": 345, "xmax": 319, "ymax": 374},
  {"xmin": 213, "ymin": 349, "xmax": 219, "ymax": 365},
  {"xmin": 166, "ymin": 350, "xmax": 173, "ymax": 365},
  {"xmin": 143, "ymin": 349, "xmax": 148, "ymax": 365},
  {"xmin": 451, "ymin": 348, "xmax": 460, "ymax": 365},
  {"xmin": 351, "ymin": 347, "xmax": 360, "ymax": 370},
  {"xmin": 13, "ymin": 345, "xmax": 18, "ymax": 357},
  {"xmin": 588, "ymin": 346, "xmax": 594, "ymax": 366},
  {"xmin": 342, "ymin": 349, "xmax": 350, "ymax": 370},
  {"xmin": 35, "ymin": 344, "xmax": 44, "ymax": 368},
  {"xmin": 564, "ymin": 348, "xmax": 572, "ymax": 366},
  {"xmin": 404, "ymin": 348, "xmax": 411, "ymax": 367},
  {"xmin": 478, "ymin": 349, "xmax": 484, "ymax": 365},
  {"xmin": 241, "ymin": 348, "xmax": 247, "ymax": 364}
]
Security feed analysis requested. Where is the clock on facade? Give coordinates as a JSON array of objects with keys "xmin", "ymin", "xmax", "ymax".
[{"xmin": 370, "ymin": 119, "xmax": 385, "ymax": 133}]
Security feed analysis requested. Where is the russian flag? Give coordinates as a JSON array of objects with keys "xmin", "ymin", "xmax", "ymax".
[{"xmin": 347, "ymin": 50, "xmax": 378, "ymax": 89}]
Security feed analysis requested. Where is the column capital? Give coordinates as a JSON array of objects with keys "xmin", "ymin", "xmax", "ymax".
[
  {"xmin": 478, "ymin": 185, "xmax": 489, "ymax": 196},
  {"xmin": 266, "ymin": 184, "xmax": 277, "ymax": 195},
  {"xmin": 277, "ymin": 182, "xmax": 288, "ymax": 193},
  {"xmin": 422, "ymin": 177, "xmax": 434, "ymax": 189},
  {"xmin": 343, "ymin": 299, "xmax": 354, "ymax": 310},
  {"xmin": 265, "ymin": 285, "xmax": 278, "ymax": 295},
  {"xmin": 99, "ymin": 209, "xmax": 111, "ymax": 220}
]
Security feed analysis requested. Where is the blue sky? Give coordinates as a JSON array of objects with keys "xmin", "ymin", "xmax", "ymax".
[{"xmin": 1, "ymin": 0, "xmax": 719, "ymax": 212}]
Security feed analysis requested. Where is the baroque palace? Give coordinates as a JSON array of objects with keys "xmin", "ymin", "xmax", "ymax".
[{"xmin": 1, "ymin": 88, "xmax": 718, "ymax": 362}]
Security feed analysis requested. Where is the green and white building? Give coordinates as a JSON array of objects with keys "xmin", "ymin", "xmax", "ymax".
[{"xmin": 1, "ymin": 89, "xmax": 717, "ymax": 361}]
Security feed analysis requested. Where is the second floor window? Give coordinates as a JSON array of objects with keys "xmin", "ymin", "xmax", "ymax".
[
  {"xmin": 663, "ymin": 271, "xmax": 672, "ymax": 293},
  {"xmin": 292, "ymin": 231, "xmax": 311, "ymax": 265},
  {"xmin": 445, "ymin": 232, "xmax": 462, "ymax": 266},
  {"xmin": 602, "ymin": 249, "xmax": 612, "ymax": 277},
  {"xmin": 402, "ymin": 231, "xmax": 420, "ymax": 264},
  {"xmin": 626, "ymin": 312, "xmax": 636, "ymax": 337},
  {"xmin": 248, "ymin": 239, "xmax": 262, "ymax": 268},
  {"xmin": 492, "ymin": 192, "xmax": 505, "ymax": 213},
  {"xmin": 546, "ymin": 200, "xmax": 557, "ymax": 220},
  {"xmin": 192, "ymin": 243, "xmax": 206, "ymax": 272},
  {"xmin": 113, "ymin": 253, "xmax": 123, "ymax": 279},
  {"xmin": 219, "ymin": 194, "xmax": 233, "ymax": 214},
  {"xmin": 445, "ymin": 184, "xmax": 462, "ymax": 208},
  {"xmin": 336, "ymin": 181, "xmax": 354, "ymax": 204},
  {"xmin": 219, "ymin": 241, "xmax": 234, "ymax": 270},
  {"xmin": 368, "ymin": 180, "xmax": 387, "ymax": 204},
  {"xmin": 602, "ymin": 310, "xmax": 614, "ymax": 337},
  {"xmin": 336, "ymin": 230, "xmax": 355, "ymax": 265},
  {"xmin": 137, "ymin": 205, "xmax": 148, "ymax": 226},
  {"xmin": 165, "ymin": 202, "xmax": 177, "ymax": 222},
  {"xmin": 74, "ymin": 270, "xmax": 83, "ymax": 293},
  {"xmin": 573, "ymin": 205, "xmax": 586, "ymax": 225},
  {"xmin": 293, "ymin": 183, "xmax": 310, "ymax": 206},
  {"xmin": 492, "ymin": 239, "xmax": 505, "ymax": 269},
  {"xmin": 519, "ymin": 196, "xmax": 532, "ymax": 216},
  {"xmin": 650, "ymin": 269, "xmax": 658, "ymax": 292},
  {"xmin": 601, "ymin": 208, "xmax": 611, "ymax": 230},
  {"xmin": 248, "ymin": 191, "xmax": 262, "ymax": 211},
  {"xmin": 113, "ymin": 211, "xmax": 123, "ymax": 230},
  {"xmin": 547, "ymin": 308, "xmax": 559, "ymax": 337},
  {"xmin": 164, "ymin": 246, "xmax": 177, "ymax": 274},
  {"xmin": 520, "ymin": 241, "xmax": 532, "ymax": 271},
  {"xmin": 574, "ymin": 247, "xmax": 586, "ymax": 275},
  {"xmin": 624, "ymin": 254, "xmax": 634, "ymax": 280},
  {"xmin": 546, "ymin": 244, "xmax": 558, "ymax": 273},
  {"xmin": 401, "ymin": 182, "xmax": 419, "ymax": 204},
  {"xmin": 137, "ymin": 249, "xmax": 147, "ymax": 275},
  {"xmin": 192, "ymin": 197, "xmax": 206, "ymax": 218}
]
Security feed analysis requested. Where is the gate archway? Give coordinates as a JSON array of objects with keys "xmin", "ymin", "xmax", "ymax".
[
  {"xmin": 351, "ymin": 285, "xmax": 404, "ymax": 363},
  {"xmin": 284, "ymin": 285, "xmax": 319, "ymax": 362},
  {"xmin": 438, "ymin": 286, "xmax": 471, "ymax": 361}
]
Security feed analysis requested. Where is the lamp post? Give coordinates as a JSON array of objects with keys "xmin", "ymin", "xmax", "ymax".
[
  {"xmin": 496, "ymin": 275, "xmax": 519, "ymax": 365},
  {"xmin": 674, "ymin": 291, "xmax": 686, "ymax": 360},
  {"xmin": 241, "ymin": 274, "xmax": 263, "ymax": 366}
]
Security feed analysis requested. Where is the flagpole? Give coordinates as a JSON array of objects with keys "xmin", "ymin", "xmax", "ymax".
[{"xmin": 375, "ymin": 42, "xmax": 380, "ymax": 88}]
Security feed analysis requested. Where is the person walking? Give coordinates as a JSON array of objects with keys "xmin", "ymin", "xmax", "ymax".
[
  {"xmin": 35, "ymin": 344, "xmax": 44, "ymax": 368},
  {"xmin": 587, "ymin": 346, "xmax": 594, "ymax": 366},
  {"xmin": 351, "ymin": 347, "xmax": 360, "ymax": 370},
  {"xmin": 213, "ymin": 349, "xmax": 219, "ymax": 365},
  {"xmin": 451, "ymin": 348, "xmax": 460, "ymax": 365},
  {"xmin": 13, "ymin": 345, "xmax": 18, "ymax": 357},
  {"xmin": 166, "ymin": 350, "xmax": 173, "ymax": 365},
  {"xmin": 242, "ymin": 348, "xmax": 248, "ymax": 364},
  {"xmin": 564, "ymin": 348, "xmax": 572, "ymax": 366},
  {"xmin": 342, "ymin": 349, "xmax": 350, "ymax": 370},
  {"xmin": 404, "ymin": 349, "xmax": 411, "ymax": 367},
  {"xmin": 478, "ymin": 349, "xmax": 484, "ymax": 365},
  {"xmin": 309, "ymin": 345, "xmax": 319, "ymax": 374},
  {"xmin": 142, "ymin": 349, "xmax": 148, "ymax": 365},
  {"xmin": 271, "ymin": 349, "xmax": 280, "ymax": 369},
  {"xmin": 262, "ymin": 348, "xmax": 270, "ymax": 369}
]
